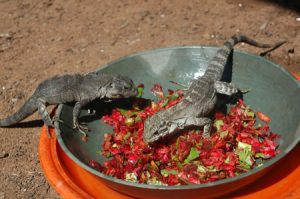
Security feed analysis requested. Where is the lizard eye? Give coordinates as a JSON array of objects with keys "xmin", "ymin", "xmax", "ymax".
[
  {"xmin": 160, "ymin": 121, "xmax": 166, "ymax": 127},
  {"xmin": 167, "ymin": 121, "xmax": 172, "ymax": 127}
]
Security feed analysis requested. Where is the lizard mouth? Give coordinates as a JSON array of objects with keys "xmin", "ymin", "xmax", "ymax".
[
  {"xmin": 111, "ymin": 94, "xmax": 122, "ymax": 98},
  {"xmin": 143, "ymin": 130, "xmax": 164, "ymax": 144}
]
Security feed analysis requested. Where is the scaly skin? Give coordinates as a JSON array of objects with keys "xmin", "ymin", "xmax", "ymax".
[
  {"xmin": 143, "ymin": 34, "xmax": 285, "ymax": 144},
  {"xmin": 0, "ymin": 72, "xmax": 137, "ymax": 136}
]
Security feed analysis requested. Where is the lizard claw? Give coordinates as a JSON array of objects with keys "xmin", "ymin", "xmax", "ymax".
[
  {"xmin": 73, "ymin": 121, "xmax": 89, "ymax": 137},
  {"xmin": 202, "ymin": 124, "xmax": 211, "ymax": 138},
  {"xmin": 78, "ymin": 123, "xmax": 89, "ymax": 131},
  {"xmin": 43, "ymin": 116, "xmax": 63, "ymax": 139},
  {"xmin": 240, "ymin": 88, "xmax": 251, "ymax": 94},
  {"xmin": 52, "ymin": 115, "xmax": 64, "ymax": 124}
]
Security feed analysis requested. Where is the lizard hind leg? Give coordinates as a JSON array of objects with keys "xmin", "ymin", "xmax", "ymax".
[
  {"xmin": 172, "ymin": 117, "xmax": 212, "ymax": 138},
  {"xmin": 214, "ymin": 81, "xmax": 239, "ymax": 96},
  {"xmin": 37, "ymin": 98, "xmax": 53, "ymax": 138}
]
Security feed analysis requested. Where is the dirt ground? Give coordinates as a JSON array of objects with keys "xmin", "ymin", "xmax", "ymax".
[{"xmin": 0, "ymin": 0, "xmax": 299, "ymax": 198}]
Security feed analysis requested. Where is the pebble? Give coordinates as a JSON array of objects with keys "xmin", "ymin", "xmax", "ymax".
[
  {"xmin": 0, "ymin": 192, "xmax": 5, "ymax": 199},
  {"xmin": 0, "ymin": 152, "xmax": 9, "ymax": 159},
  {"xmin": 296, "ymin": 17, "xmax": 300, "ymax": 22},
  {"xmin": 11, "ymin": 98, "xmax": 18, "ymax": 102}
]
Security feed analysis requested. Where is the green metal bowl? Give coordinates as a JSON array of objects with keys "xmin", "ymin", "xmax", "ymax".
[{"xmin": 55, "ymin": 46, "xmax": 300, "ymax": 199}]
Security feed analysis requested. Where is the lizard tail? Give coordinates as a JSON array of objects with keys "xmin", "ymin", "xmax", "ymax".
[
  {"xmin": 233, "ymin": 34, "xmax": 286, "ymax": 52},
  {"xmin": 0, "ymin": 97, "xmax": 37, "ymax": 126},
  {"xmin": 204, "ymin": 34, "xmax": 286, "ymax": 80}
]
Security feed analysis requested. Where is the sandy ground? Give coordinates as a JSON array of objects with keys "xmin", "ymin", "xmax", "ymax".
[{"xmin": 0, "ymin": 0, "xmax": 299, "ymax": 198}]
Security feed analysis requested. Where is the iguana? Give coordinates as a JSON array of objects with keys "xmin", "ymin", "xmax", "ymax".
[
  {"xmin": 143, "ymin": 34, "xmax": 285, "ymax": 144},
  {"xmin": 0, "ymin": 72, "xmax": 137, "ymax": 136}
]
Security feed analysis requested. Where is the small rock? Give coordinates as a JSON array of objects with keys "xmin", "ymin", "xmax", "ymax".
[
  {"xmin": 0, "ymin": 192, "xmax": 5, "ymax": 199},
  {"xmin": 11, "ymin": 98, "xmax": 18, "ymax": 102},
  {"xmin": 202, "ymin": 33, "xmax": 211, "ymax": 40},
  {"xmin": 0, "ymin": 152, "xmax": 9, "ymax": 159},
  {"xmin": 296, "ymin": 17, "xmax": 300, "ymax": 22},
  {"xmin": 288, "ymin": 48, "xmax": 294, "ymax": 54},
  {"xmin": 0, "ymin": 33, "xmax": 12, "ymax": 39}
]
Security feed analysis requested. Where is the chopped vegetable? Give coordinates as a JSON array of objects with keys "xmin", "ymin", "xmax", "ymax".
[
  {"xmin": 257, "ymin": 111, "xmax": 271, "ymax": 123},
  {"xmin": 137, "ymin": 84, "xmax": 144, "ymax": 98},
  {"xmin": 90, "ymin": 84, "xmax": 280, "ymax": 186},
  {"xmin": 183, "ymin": 147, "xmax": 199, "ymax": 164}
]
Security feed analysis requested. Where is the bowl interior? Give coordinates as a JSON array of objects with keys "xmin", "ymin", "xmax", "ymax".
[{"xmin": 55, "ymin": 46, "xmax": 300, "ymax": 190}]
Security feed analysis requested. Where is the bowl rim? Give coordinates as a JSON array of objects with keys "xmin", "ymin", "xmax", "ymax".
[{"xmin": 55, "ymin": 45, "xmax": 300, "ymax": 190}]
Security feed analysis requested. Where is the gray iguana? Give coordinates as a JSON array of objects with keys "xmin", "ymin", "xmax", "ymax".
[
  {"xmin": 0, "ymin": 72, "xmax": 137, "ymax": 136},
  {"xmin": 143, "ymin": 34, "xmax": 285, "ymax": 144}
]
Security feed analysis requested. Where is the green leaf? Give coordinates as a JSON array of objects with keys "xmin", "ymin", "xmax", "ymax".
[
  {"xmin": 255, "ymin": 153, "xmax": 266, "ymax": 159},
  {"xmin": 214, "ymin": 120, "xmax": 224, "ymax": 131},
  {"xmin": 238, "ymin": 141, "xmax": 252, "ymax": 150},
  {"xmin": 219, "ymin": 130, "xmax": 228, "ymax": 138},
  {"xmin": 147, "ymin": 178, "xmax": 165, "ymax": 186},
  {"xmin": 103, "ymin": 152, "xmax": 112, "ymax": 158},
  {"xmin": 184, "ymin": 147, "xmax": 199, "ymax": 164},
  {"xmin": 206, "ymin": 165, "xmax": 219, "ymax": 172},
  {"xmin": 224, "ymin": 156, "xmax": 230, "ymax": 164},
  {"xmin": 237, "ymin": 141, "xmax": 253, "ymax": 170},
  {"xmin": 170, "ymin": 92, "xmax": 179, "ymax": 100},
  {"xmin": 125, "ymin": 172, "xmax": 138, "ymax": 182},
  {"xmin": 129, "ymin": 112, "xmax": 139, "ymax": 117},
  {"xmin": 118, "ymin": 108, "xmax": 140, "ymax": 119},
  {"xmin": 175, "ymin": 138, "xmax": 180, "ymax": 150},
  {"xmin": 155, "ymin": 161, "xmax": 161, "ymax": 167},
  {"xmin": 176, "ymin": 162, "xmax": 183, "ymax": 169},
  {"xmin": 160, "ymin": 169, "xmax": 178, "ymax": 177},
  {"xmin": 123, "ymin": 132, "xmax": 131, "ymax": 141},
  {"xmin": 135, "ymin": 115, "xmax": 142, "ymax": 122},
  {"xmin": 118, "ymin": 108, "xmax": 128, "ymax": 116},
  {"xmin": 197, "ymin": 165, "xmax": 207, "ymax": 173},
  {"xmin": 244, "ymin": 107, "xmax": 255, "ymax": 118},
  {"xmin": 137, "ymin": 87, "xmax": 144, "ymax": 98},
  {"xmin": 161, "ymin": 99, "xmax": 169, "ymax": 108},
  {"xmin": 171, "ymin": 154, "xmax": 179, "ymax": 161}
]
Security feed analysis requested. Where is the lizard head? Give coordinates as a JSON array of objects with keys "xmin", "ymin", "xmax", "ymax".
[
  {"xmin": 143, "ymin": 114, "xmax": 173, "ymax": 144},
  {"xmin": 104, "ymin": 75, "xmax": 137, "ymax": 99}
]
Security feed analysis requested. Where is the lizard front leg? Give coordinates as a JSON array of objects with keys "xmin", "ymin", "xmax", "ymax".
[
  {"xmin": 170, "ymin": 117, "xmax": 212, "ymax": 138},
  {"xmin": 214, "ymin": 81, "xmax": 239, "ymax": 96},
  {"xmin": 73, "ymin": 99, "xmax": 90, "ymax": 136}
]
